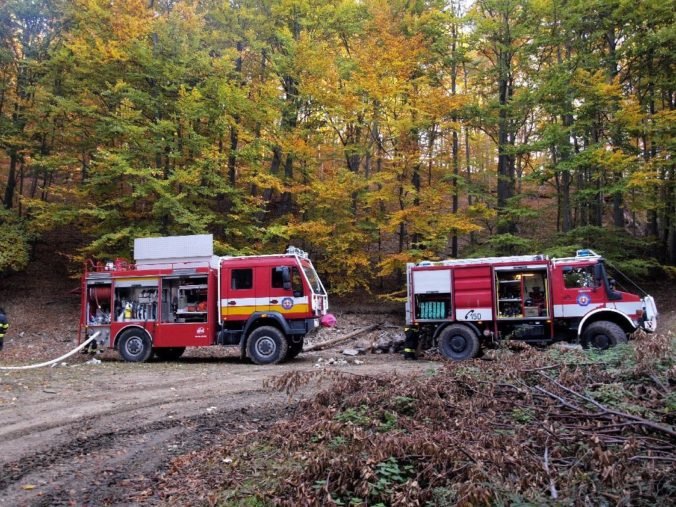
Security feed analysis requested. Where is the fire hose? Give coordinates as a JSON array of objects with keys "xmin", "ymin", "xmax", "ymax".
[{"xmin": 0, "ymin": 332, "xmax": 100, "ymax": 371}]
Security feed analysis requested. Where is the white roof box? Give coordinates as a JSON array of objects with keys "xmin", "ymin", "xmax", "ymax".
[{"xmin": 134, "ymin": 234, "xmax": 215, "ymax": 267}]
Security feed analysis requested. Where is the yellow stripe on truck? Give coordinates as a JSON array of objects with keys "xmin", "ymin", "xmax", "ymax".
[
  {"xmin": 221, "ymin": 304, "xmax": 310, "ymax": 318},
  {"xmin": 222, "ymin": 305, "xmax": 258, "ymax": 317},
  {"xmin": 270, "ymin": 304, "xmax": 309, "ymax": 313}
]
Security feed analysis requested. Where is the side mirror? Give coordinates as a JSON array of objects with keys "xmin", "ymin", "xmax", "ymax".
[
  {"xmin": 281, "ymin": 267, "xmax": 292, "ymax": 290},
  {"xmin": 593, "ymin": 264, "xmax": 604, "ymax": 288}
]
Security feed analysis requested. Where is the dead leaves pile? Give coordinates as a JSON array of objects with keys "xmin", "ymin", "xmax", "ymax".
[{"xmin": 157, "ymin": 332, "xmax": 674, "ymax": 506}]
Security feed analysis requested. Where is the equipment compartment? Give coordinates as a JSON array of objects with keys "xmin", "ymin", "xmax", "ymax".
[
  {"xmin": 161, "ymin": 276, "xmax": 208, "ymax": 323},
  {"xmin": 114, "ymin": 278, "xmax": 159, "ymax": 322},
  {"xmin": 415, "ymin": 294, "xmax": 451, "ymax": 320}
]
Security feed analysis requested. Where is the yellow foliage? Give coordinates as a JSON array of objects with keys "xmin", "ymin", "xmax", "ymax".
[
  {"xmin": 377, "ymin": 251, "xmax": 417, "ymax": 278},
  {"xmin": 247, "ymin": 172, "xmax": 286, "ymax": 194}
]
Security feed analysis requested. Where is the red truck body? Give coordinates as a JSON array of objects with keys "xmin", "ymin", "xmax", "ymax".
[
  {"xmin": 80, "ymin": 236, "xmax": 328, "ymax": 364},
  {"xmin": 406, "ymin": 250, "xmax": 657, "ymax": 360}
]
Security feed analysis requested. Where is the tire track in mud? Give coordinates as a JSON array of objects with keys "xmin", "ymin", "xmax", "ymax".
[
  {"xmin": 0, "ymin": 397, "xmax": 292, "ymax": 506},
  {"xmin": 0, "ymin": 387, "xmax": 271, "ymax": 444}
]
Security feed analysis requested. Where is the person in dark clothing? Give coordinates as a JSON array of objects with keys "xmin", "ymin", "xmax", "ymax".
[
  {"xmin": 0, "ymin": 308, "xmax": 9, "ymax": 351},
  {"xmin": 403, "ymin": 326, "xmax": 419, "ymax": 360}
]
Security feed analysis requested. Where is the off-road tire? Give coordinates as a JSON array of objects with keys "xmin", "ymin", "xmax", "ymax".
[
  {"xmin": 154, "ymin": 347, "xmax": 186, "ymax": 361},
  {"xmin": 246, "ymin": 326, "xmax": 288, "ymax": 365},
  {"xmin": 118, "ymin": 328, "xmax": 153, "ymax": 362},
  {"xmin": 438, "ymin": 324, "xmax": 480, "ymax": 361},
  {"xmin": 582, "ymin": 321, "xmax": 628, "ymax": 350}
]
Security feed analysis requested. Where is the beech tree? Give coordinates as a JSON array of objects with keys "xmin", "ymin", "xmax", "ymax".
[{"xmin": 0, "ymin": 0, "xmax": 672, "ymax": 281}]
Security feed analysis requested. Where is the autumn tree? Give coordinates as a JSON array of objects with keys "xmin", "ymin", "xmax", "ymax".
[{"xmin": 469, "ymin": 0, "xmax": 538, "ymax": 236}]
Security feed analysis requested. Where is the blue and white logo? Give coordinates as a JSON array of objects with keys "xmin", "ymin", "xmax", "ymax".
[
  {"xmin": 576, "ymin": 293, "xmax": 591, "ymax": 306},
  {"xmin": 281, "ymin": 297, "xmax": 294, "ymax": 310}
]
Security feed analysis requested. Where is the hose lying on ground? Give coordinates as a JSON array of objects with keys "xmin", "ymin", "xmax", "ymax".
[{"xmin": 0, "ymin": 332, "xmax": 100, "ymax": 371}]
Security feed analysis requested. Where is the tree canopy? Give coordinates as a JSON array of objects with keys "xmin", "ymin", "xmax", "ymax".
[{"xmin": 0, "ymin": 0, "xmax": 673, "ymax": 292}]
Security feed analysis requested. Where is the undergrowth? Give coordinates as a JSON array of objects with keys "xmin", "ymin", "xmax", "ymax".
[{"xmin": 155, "ymin": 331, "xmax": 675, "ymax": 506}]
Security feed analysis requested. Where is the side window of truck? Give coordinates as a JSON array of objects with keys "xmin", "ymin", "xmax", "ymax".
[
  {"xmin": 563, "ymin": 266, "xmax": 595, "ymax": 289},
  {"xmin": 232, "ymin": 269, "xmax": 253, "ymax": 290},
  {"xmin": 271, "ymin": 267, "xmax": 288, "ymax": 288},
  {"xmin": 271, "ymin": 266, "xmax": 303, "ymax": 296}
]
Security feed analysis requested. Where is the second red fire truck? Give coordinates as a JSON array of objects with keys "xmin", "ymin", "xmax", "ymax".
[
  {"xmin": 81, "ymin": 235, "xmax": 329, "ymax": 364},
  {"xmin": 406, "ymin": 250, "xmax": 658, "ymax": 360}
]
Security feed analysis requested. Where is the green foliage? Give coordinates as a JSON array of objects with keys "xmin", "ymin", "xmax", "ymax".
[
  {"xmin": 329, "ymin": 436, "xmax": 348, "ymax": 449},
  {"xmin": 0, "ymin": 209, "xmax": 30, "ymax": 274},
  {"xmin": 547, "ymin": 226, "xmax": 669, "ymax": 281},
  {"xmin": 469, "ymin": 234, "xmax": 535, "ymax": 257},
  {"xmin": 370, "ymin": 457, "xmax": 413, "ymax": 498},
  {"xmin": 510, "ymin": 407, "xmax": 535, "ymax": 424},
  {"xmin": 334, "ymin": 405, "xmax": 371, "ymax": 426},
  {"xmin": 392, "ymin": 396, "xmax": 416, "ymax": 415},
  {"xmin": 377, "ymin": 411, "xmax": 398, "ymax": 432},
  {"xmin": 553, "ymin": 226, "xmax": 654, "ymax": 260}
]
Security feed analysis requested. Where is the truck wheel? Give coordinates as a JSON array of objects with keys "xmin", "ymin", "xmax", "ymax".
[
  {"xmin": 438, "ymin": 325, "xmax": 480, "ymax": 361},
  {"xmin": 287, "ymin": 339, "xmax": 304, "ymax": 360},
  {"xmin": 582, "ymin": 321, "xmax": 628, "ymax": 350},
  {"xmin": 118, "ymin": 329, "xmax": 153, "ymax": 362},
  {"xmin": 247, "ymin": 326, "xmax": 288, "ymax": 365},
  {"xmin": 154, "ymin": 347, "xmax": 186, "ymax": 361}
]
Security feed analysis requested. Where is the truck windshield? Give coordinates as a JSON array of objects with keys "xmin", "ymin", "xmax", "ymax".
[{"xmin": 302, "ymin": 264, "xmax": 326, "ymax": 295}]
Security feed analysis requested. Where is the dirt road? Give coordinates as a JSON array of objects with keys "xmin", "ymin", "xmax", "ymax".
[{"xmin": 0, "ymin": 350, "xmax": 433, "ymax": 506}]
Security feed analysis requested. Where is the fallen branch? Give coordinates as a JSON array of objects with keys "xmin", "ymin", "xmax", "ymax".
[
  {"xmin": 303, "ymin": 323, "xmax": 382, "ymax": 352},
  {"xmin": 537, "ymin": 372, "xmax": 676, "ymax": 438},
  {"xmin": 629, "ymin": 455, "xmax": 676, "ymax": 462},
  {"xmin": 543, "ymin": 446, "xmax": 558, "ymax": 500},
  {"xmin": 533, "ymin": 386, "xmax": 587, "ymax": 413},
  {"xmin": 649, "ymin": 373, "xmax": 669, "ymax": 395}
]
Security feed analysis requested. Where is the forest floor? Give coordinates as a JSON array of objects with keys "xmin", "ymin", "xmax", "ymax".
[{"xmin": 0, "ymin": 240, "xmax": 674, "ymax": 506}]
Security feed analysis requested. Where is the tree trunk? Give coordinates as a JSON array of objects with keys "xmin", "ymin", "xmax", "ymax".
[
  {"xmin": 606, "ymin": 27, "xmax": 625, "ymax": 229},
  {"xmin": 3, "ymin": 150, "xmax": 18, "ymax": 209},
  {"xmin": 496, "ymin": 15, "xmax": 516, "ymax": 235},
  {"xmin": 228, "ymin": 126, "xmax": 238, "ymax": 186}
]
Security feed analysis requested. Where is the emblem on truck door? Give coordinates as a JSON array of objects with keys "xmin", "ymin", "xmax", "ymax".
[
  {"xmin": 281, "ymin": 298, "xmax": 294, "ymax": 310},
  {"xmin": 576, "ymin": 293, "xmax": 591, "ymax": 306}
]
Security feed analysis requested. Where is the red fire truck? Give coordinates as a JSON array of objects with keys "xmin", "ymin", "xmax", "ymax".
[
  {"xmin": 80, "ymin": 235, "xmax": 329, "ymax": 364},
  {"xmin": 406, "ymin": 249, "xmax": 658, "ymax": 360}
]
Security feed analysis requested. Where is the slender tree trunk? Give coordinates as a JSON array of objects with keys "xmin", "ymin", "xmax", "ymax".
[
  {"xmin": 646, "ymin": 52, "xmax": 659, "ymax": 238},
  {"xmin": 228, "ymin": 126, "xmax": 238, "ymax": 186},
  {"xmin": 496, "ymin": 13, "xmax": 516, "ymax": 235},
  {"xmin": 451, "ymin": 129, "xmax": 459, "ymax": 256},
  {"xmin": 450, "ymin": 21, "xmax": 459, "ymax": 257},
  {"xmin": 3, "ymin": 150, "xmax": 18, "ymax": 209},
  {"xmin": 606, "ymin": 28, "xmax": 625, "ymax": 229}
]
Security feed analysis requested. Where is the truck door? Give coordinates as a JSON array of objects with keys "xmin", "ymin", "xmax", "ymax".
[
  {"xmin": 554, "ymin": 263, "xmax": 605, "ymax": 318},
  {"xmin": 221, "ymin": 266, "xmax": 266, "ymax": 323},
  {"xmin": 267, "ymin": 264, "xmax": 307, "ymax": 317}
]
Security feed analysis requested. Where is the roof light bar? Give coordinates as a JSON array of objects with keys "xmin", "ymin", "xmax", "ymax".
[{"xmin": 286, "ymin": 246, "xmax": 309, "ymax": 259}]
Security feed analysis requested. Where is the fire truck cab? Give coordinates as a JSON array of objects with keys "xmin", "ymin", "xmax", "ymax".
[
  {"xmin": 406, "ymin": 250, "xmax": 657, "ymax": 360},
  {"xmin": 81, "ymin": 235, "xmax": 328, "ymax": 364}
]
